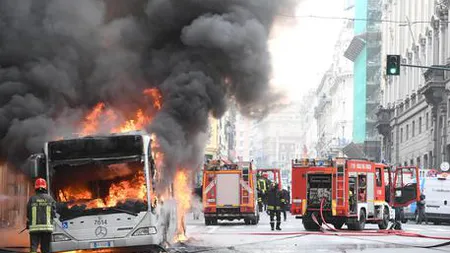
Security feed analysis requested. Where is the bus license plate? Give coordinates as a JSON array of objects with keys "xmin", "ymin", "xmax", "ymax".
[{"xmin": 91, "ymin": 241, "xmax": 112, "ymax": 249}]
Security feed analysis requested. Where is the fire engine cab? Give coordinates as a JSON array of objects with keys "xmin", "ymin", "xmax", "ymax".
[
  {"xmin": 291, "ymin": 158, "xmax": 420, "ymax": 231},
  {"xmin": 202, "ymin": 160, "xmax": 259, "ymax": 225},
  {"xmin": 256, "ymin": 168, "xmax": 282, "ymax": 189}
]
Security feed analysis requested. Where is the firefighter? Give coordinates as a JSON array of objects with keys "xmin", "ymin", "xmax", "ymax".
[
  {"xmin": 27, "ymin": 178, "xmax": 56, "ymax": 253},
  {"xmin": 257, "ymin": 188, "xmax": 263, "ymax": 212},
  {"xmin": 280, "ymin": 188, "xmax": 290, "ymax": 221},
  {"xmin": 257, "ymin": 175, "xmax": 268, "ymax": 211},
  {"xmin": 262, "ymin": 174, "xmax": 272, "ymax": 211},
  {"xmin": 267, "ymin": 183, "xmax": 283, "ymax": 231},
  {"xmin": 416, "ymin": 194, "xmax": 427, "ymax": 224}
]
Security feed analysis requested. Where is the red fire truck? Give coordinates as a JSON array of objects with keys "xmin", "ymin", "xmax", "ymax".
[
  {"xmin": 291, "ymin": 158, "xmax": 420, "ymax": 231},
  {"xmin": 202, "ymin": 160, "xmax": 259, "ymax": 225},
  {"xmin": 256, "ymin": 168, "xmax": 282, "ymax": 189}
]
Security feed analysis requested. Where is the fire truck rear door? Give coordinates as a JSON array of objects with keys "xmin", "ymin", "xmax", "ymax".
[{"xmin": 216, "ymin": 173, "xmax": 240, "ymax": 206}]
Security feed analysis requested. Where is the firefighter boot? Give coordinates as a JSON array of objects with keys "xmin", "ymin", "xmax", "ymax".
[
  {"xmin": 270, "ymin": 223, "xmax": 274, "ymax": 231},
  {"xmin": 276, "ymin": 222, "xmax": 281, "ymax": 231}
]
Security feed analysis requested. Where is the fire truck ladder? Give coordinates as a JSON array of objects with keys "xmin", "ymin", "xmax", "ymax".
[{"xmin": 335, "ymin": 164, "xmax": 346, "ymax": 206}]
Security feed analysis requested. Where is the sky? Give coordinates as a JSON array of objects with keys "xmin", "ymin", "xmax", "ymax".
[{"xmin": 269, "ymin": 0, "xmax": 350, "ymax": 101}]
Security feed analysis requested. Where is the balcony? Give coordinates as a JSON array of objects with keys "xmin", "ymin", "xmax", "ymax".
[
  {"xmin": 419, "ymin": 66, "xmax": 446, "ymax": 106},
  {"xmin": 375, "ymin": 106, "xmax": 394, "ymax": 137}
]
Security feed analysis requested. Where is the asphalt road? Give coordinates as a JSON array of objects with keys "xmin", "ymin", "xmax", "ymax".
[
  {"xmin": 173, "ymin": 213, "xmax": 450, "ymax": 253},
  {"xmin": 3, "ymin": 213, "xmax": 450, "ymax": 253}
]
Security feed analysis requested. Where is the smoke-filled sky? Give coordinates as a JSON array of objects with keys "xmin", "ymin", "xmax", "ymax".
[{"xmin": 0, "ymin": 0, "xmax": 295, "ymax": 180}]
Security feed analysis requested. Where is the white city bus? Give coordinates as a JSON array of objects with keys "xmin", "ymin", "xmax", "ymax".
[{"xmin": 30, "ymin": 131, "xmax": 177, "ymax": 252}]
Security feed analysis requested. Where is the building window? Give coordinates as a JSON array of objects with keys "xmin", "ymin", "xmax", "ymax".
[
  {"xmin": 412, "ymin": 121, "xmax": 415, "ymax": 137},
  {"xmin": 419, "ymin": 117, "xmax": 422, "ymax": 134},
  {"xmin": 426, "ymin": 112, "xmax": 429, "ymax": 129},
  {"xmin": 400, "ymin": 128, "xmax": 403, "ymax": 143},
  {"xmin": 406, "ymin": 124, "xmax": 409, "ymax": 140}
]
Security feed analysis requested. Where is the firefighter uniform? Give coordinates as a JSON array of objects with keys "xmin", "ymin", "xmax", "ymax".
[
  {"xmin": 280, "ymin": 189, "xmax": 290, "ymax": 221},
  {"xmin": 267, "ymin": 184, "xmax": 284, "ymax": 231},
  {"xmin": 257, "ymin": 177, "xmax": 267, "ymax": 211},
  {"xmin": 257, "ymin": 189, "xmax": 263, "ymax": 212},
  {"xmin": 27, "ymin": 178, "xmax": 56, "ymax": 253}
]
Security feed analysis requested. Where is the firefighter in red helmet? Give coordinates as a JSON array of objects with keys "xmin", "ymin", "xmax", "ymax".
[{"xmin": 27, "ymin": 178, "xmax": 56, "ymax": 253}]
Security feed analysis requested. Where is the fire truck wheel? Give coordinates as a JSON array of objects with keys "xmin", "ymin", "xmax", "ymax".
[
  {"xmin": 348, "ymin": 209, "xmax": 366, "ymax": 230},
  {"xmin": 205, "ymin": 218, "xmax": 212, "ymax": 226},
  {"xmin": 378, "ymin": 207, "xmax": 389, "ymax": 229},
  {"xmin": 244, "ymin": 218, "xmax": 251, "ymax": 225},
  {"xmin": 302, "ymin": 213, "xmax": 320, "ymax": 231},
  {"xmin": 332, "ymin": 220, "xmax": 345, "ymax": 229},
  {"xmin": 212, "ymin": 218, "xmax": 218, "ymax": 225}
]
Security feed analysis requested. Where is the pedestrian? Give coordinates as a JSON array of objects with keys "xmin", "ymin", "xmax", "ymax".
[
  {"xmin": 267, "ymin": 183, "xmax": 283, "ymax": 231},
  {"xmin": 27, "ymin": 178, "xmax": 56, "ymax": 253},
  {"xmin": 416, "ymin": 194, "xmax": 428, "ymax": 224},
  {"xmin": 280, "ymin": 188, "xmax": 290, "ymax": 221}
]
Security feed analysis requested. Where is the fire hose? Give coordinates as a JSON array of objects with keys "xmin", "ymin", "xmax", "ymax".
[{"xmin": 309, "ymin": 197, "xmax": 450, "ymax": 248}]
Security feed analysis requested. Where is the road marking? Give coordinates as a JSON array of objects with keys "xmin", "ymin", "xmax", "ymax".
[
  {"xmin": 405, "ymin": 227, "xmax": 421, "ymax": 231},
  {"xmin": 207, "ymin": 226, "xmax": 219, "ymax": 234}
]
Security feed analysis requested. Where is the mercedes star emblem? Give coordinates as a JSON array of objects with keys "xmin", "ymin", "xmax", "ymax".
[{"xmin": 95, "ymin": 226, "xmax": 107, "ymax": 238}]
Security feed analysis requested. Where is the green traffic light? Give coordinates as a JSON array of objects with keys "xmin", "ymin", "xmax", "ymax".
[{"xmin": 389, "ymin": 68, "xmax": 397, "ymax": 74}]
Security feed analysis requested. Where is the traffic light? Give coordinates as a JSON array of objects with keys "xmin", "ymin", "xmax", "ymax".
[{"xmin": 386, "ymin": 55, "xmax": 401, "ymax": 76}]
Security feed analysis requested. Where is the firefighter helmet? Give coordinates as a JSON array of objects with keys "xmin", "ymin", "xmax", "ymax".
[
  {"xmin": 35, "ymin": 178, "xmax": 47, "ymax": 190},
  {"xmin": 263, "ymin": 173, "xmax": 268, "ymax": 178}
]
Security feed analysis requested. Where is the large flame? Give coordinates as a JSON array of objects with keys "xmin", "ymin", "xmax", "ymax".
[
  {"xmin": 79, "ymin": 88, "xmax": 162, "ymax": 136},
  {"xmin": 59, "ymin": 170, "xmax": 147, "ymax": 209},
  {"xmin": 174, "ymin": 169, "xmax": 191, "ymax": 242}
]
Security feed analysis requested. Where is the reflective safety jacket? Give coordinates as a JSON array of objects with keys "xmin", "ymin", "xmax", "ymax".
[
  {"xmin": 280, "ymin": 189, "xmax": 290, "ymax": 206},
  {"xmin": 27, "ymin": 193, "xmax": 56, "ymax": 233},
  {"xmin": 267, "ymin": 188, "xmax": 284, "ymax": 211},
  {"xmin": 257, "ymin": 179, "xmax": 267, "ymax": 194}
]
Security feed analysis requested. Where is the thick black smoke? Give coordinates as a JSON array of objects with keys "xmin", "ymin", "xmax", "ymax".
[{"xmin": 0, "ymin": 0, "xmax": 294, "ymax": 181}]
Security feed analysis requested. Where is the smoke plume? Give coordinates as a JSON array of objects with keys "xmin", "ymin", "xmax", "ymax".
[{"xmin": 0, "ymin": 0, "xmax": 294, "ymax": 182}]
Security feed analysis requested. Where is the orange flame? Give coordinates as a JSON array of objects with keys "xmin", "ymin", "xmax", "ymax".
[
  {"xmin": 60, "ymin": 170, "xmax": 147, "ymax": 209},
  {"xmin": 79, "ymin": 88, "xmax": 162, "ymax": 136},
  {"xmin": 144, "ymin": 88, "xmax": 162, "ymax": 110},
  {"xmin": 81, "ymin": 102, "xmax": 105, "ymax": 136},
  {"xmin": 174, "ymin": 169, "xmax": 191, "ymax": 242},
  {"xmin": 112, "ymin": 109, "xmax": 151, "ymax": 133}
]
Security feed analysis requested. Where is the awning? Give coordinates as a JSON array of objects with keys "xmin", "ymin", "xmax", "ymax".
[
  {"xmin": 344, "ymin": 36, "xmax": 366, "ymax": 62},
  {"xmin": 342, "ymin": 142, "xmax": 366, "ymax": 159}
]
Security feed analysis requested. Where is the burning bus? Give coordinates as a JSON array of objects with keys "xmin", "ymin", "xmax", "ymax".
[{"xmin": 27, "ymin": 131, "xmax": 177, "ymax": 252}]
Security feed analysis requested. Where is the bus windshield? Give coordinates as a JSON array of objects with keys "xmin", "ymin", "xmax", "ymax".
[{"xmin": 52, "ymin": 159, "xmax": 149, "ymax": 220}]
